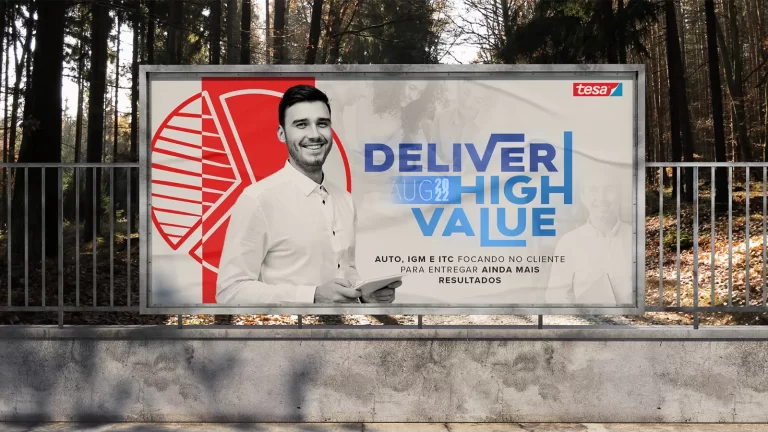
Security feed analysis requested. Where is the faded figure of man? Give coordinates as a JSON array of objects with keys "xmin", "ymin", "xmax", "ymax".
[
  {"xmin": 430, "ymin": 80, "xmax": 486, "ymax": 167},
  {"xmin": 216, "ymin": 84, "xmax": 400, "ymax": 305},
  {"xmin": 545, "ymin": 164, "xmax": 633, "ymax": 306}
]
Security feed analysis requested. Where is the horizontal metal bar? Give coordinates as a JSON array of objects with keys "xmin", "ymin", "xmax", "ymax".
[
  {"xmin": 0, "ymin": 306, "xmax": 140, "ymax": 312},
  {"xmin": 142, "ymin": 64, "xmax": 645, "ymax": 74},
  {"xmin": 0, "ymin": 163, "xmax": 140, "ymax": 168},
  {"xmin": 141, "ymin": 306, "xmax": 644, "ymax": 315},
  {"xmin": 645, "ymin": 306, "xmax": 768, "ymax": 313},
  {"xmin": 646, "ymin": 162, "xmax": 768, "ymax": 167},
  {"xmin": 0, "ymin": 306, "xmax": 764, "ymax": 315}
]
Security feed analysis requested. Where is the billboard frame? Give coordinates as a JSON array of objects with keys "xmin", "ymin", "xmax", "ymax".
[{"xmin": 139, "ymin": 64, "xmax": 646, "ymax": 316}]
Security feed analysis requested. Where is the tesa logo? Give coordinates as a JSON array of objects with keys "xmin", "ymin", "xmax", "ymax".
[{"xmin": 573, "ymin": 82, "xmax": 623, "ymax": 97}]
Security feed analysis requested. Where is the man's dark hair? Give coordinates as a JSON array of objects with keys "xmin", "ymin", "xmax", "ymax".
[{"xmin": 278, "ymin": 84, "xmax": 331, "ymax": 127}]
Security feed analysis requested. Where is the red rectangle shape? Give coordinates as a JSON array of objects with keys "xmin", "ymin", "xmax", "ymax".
[{"xmin": 572, "ymin": 82, "xmax": 620, "ymax": 96}]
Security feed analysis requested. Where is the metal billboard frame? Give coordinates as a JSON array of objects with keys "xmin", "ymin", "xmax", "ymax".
[{"xmin": 139, "ymin": 64, "xmax": 646, "ymax": 316}]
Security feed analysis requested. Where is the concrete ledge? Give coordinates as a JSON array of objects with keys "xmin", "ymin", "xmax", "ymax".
[
  {"xmin": 2, "ymin": 325, "xmax": 768, "ymax": 340},
  {"xmin": 2, "ymin": 325, "xmax": 768, "ymax": 423},
  {"xmin": 1, "ymin": 423, "xmax": 767, "ymax": 431}
]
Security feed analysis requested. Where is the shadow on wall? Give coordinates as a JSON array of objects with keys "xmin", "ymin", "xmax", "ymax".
[{"xmin": 0, "ymin": 329, "xmax": 241, "ymax": 423}]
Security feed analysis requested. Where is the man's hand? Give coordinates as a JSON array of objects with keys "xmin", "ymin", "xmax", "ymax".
[
  {"xmin": 314, "ymin": 279, "xmax": 362, "ymax": 303},
  {"xmin": 361, "ymin": 280, "xmax": 402, "ymax": 303}
]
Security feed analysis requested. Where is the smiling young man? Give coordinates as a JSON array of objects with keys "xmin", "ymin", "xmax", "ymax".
[{"xmin": 216, "ymin": 84, "xmax": 400, "ymax": 305}]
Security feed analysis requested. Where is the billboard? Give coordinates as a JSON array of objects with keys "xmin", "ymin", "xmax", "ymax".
[{"xmin": 139, "ymin": 65, "xmax": 645, "ymax": 315}]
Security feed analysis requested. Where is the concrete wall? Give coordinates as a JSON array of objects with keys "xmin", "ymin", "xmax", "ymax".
[{"xmin": 1, "ymin": 326, "xmax": 768, "ymax": 423}]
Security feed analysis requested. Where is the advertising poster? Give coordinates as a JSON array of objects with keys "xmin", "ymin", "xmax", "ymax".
[{"xmin": 140, "ymin": 65, "xmax": 645, "ymax": 315}]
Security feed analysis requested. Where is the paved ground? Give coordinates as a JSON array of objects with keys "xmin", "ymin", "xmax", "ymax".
[{"xmin": 0, "ymin": 424, "xmax": 765, "ymax": 431}]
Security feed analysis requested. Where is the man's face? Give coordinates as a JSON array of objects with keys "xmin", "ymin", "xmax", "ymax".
[
  {"xmin": 278, "ymin": 101, "xmax": 333, "ymax": 171},
  {"xmin": 580, "ymin": 176, "xmax": 620, "ymax": 221}
]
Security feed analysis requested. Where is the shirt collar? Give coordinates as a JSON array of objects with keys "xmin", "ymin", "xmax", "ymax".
[
  {"xmin": 283, "ymin": 160, "xmax": 326, "ymax": 197},
  {"xmin": 586, "ymin": 216, "xmax": 621, "ymax": 239}
]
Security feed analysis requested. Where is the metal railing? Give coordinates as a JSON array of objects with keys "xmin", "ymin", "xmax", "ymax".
[
  {"xmin": 0, "ymin": 161, "xmax": 765, "ymax": 329},
  {"xmin": 0, "ymin": 163, "xmax": 139, "ymax": 324},
  {"xmin": 646, "ymin": 162, "xmax": 768, "ymax": 328}
]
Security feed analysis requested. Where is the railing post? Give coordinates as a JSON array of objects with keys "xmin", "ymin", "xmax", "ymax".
[
  {"xmin": 58, "ymin": 167, "xmax": 64, "ymax": 329},
  {"xmin": 6, "ymin": 165, "xmax": 10, "ymax": 308},
  {"xmin": 693, "ymin": 167, "xmax": 699, "ymax": 330}
]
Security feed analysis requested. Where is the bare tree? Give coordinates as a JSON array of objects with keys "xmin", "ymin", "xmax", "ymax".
[
  {"xmin": 705, "ymin": 0, "xmax": 728, "ymax": 203},
  {"xmin": 273, "ymin": 0, "xmax": 287, "ymax": 63},
  {"xmin": 211, "ymin": 0, "xmax": 222, "ymax": 64},
  {"xmin": 227, "ymin": 0, "xmax": 240, "ymax": 64},
  {"xmin": 240, "ymin": 0, "xmax": 252, "ymax": 63},
  {"xmin": 11, "ymin": 0, "xmax": 68, "ymax": 259},
  {"xmin": 84, "ymin": 0, "xmax": 111, "ymax": 242},
  {"xmin": 305, "ymin": 0, "xmax": 324, "ymax": 63},
  {"xmin": 664, "ymin": 0, "xmax": 695, "ymax": 201}
]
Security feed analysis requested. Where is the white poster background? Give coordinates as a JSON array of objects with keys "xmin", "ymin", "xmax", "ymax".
[{"xmin": 146, "ymin": 70, "xmax": 640, "ymax": 312}]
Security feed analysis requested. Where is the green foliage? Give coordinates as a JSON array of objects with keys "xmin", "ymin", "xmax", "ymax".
[
  {"xmin": 663, "ymin": 229, "xmax": 694, "ymax": 252},
  {"xmin": 505, "ymin": 0, "xmax": 661, "ymax": 64},
  {"xmin": 336, "ymin": 0, "xmax": 443, "ymax": 65}
]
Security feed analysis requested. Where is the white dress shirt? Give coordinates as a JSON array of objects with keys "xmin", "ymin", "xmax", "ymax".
[
  {"xmin": 545, "ymin": 218, "xmax": 633, "ymax": 305},
  {"xmin": 216, "ymin": 160, "xmax": 359, "ymax": 304}
]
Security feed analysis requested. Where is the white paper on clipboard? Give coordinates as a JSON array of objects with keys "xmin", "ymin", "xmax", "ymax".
[{"xmin": 354, "ymin": 274, "xmax": 406, "ymax": 296}]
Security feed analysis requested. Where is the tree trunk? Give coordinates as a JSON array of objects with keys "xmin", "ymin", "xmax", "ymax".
[
  {"xmin": 617, "ymin": 0, "xmax": 626, "ymax": 64},
  {"xmin": 10, "ymin": 0, "xmax": 67, "ymax": 260},
  {"xmin": 597, "ymin": 0, "xmax": 617, "ymax": 63},
  {"xmin": 130, "ymin": 5, "xmax": 139, "ymax": 164},
  {"xmin": 305, "ymin": 0, "xmax": 324, "ymax": 64},
  {"xmin": 129, "ymin": 2, "xmax": 140, "ymax": 231},
  {"xmin": 664, "ymin": 0, "xmax": 694, "ymax": 201},
  {"xmin": 168, "ymin": 0, "xmax": 181, "ymax": 64},
  {"xmin": 325, "ymin": 0, "xmax": 346, "ymax": 64},
  {"xmin": 675, "ymin": 0, "xmax": 687, "ymax": 71},
  {"xmin": 211, "ymin": 0, "xmax": 222, "ymax": 64},
  {"xmin": 705, "ymin": 0, "xmax": 728, "ymax": 205},
  {"xmin": 272, "ymin": 0, "xmax": 286, "ymax": 64},
  {"xmin": 265, "ymin": 0, "xmax": 270, "ymax": 64},
  {"xmin": 672, "ymin": 1, "xmax": 696, "ymax": 199},
  {"xmin": 0, "ymin": 1, "xmax": 4, "ymax": 176},
  {"xmin": 23, "ymin": 7, "xmax": 31, "ymax": 102},
  {"xmin": 726, "ymin": 0, "xmax": 751, "ymax": 162},
  {"xmin": 227, "ymin": 0, "xmax": 239, "ymax": 64},
  {"xmin": 1, "ymin": 0, "xmax": 8, "ymax": 228},
  {"xmin": 146, "ymin": 0, "xmax": 155, "ymax": 63},
  {"xmin": 240, "ymin": 0, "xmax": 251, "ymax": 64},
  {"xmin": 75, "ymin": 36, "xmax": 84, "ymax": 164},
  {"xmin": 84, "ymin": 0, "xmax": 111, "ymax": 243},
  {"xmin": 500, "ymin": 0, "xmax": 514, "ymax": 63},
  {"xmin": 715, "ymin": 15, "xmax": 748, "ymax": 162},
  {"xmin": 9, "ymin": 9, "xmax": 30, "ymax": 170},
  {"xmin": 114, "ymin": 13, "xmax": 121, "ymax": 161},
  {"xmin": 320, "ymin": 0, "xmax": 333, "ymax": 63}
]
